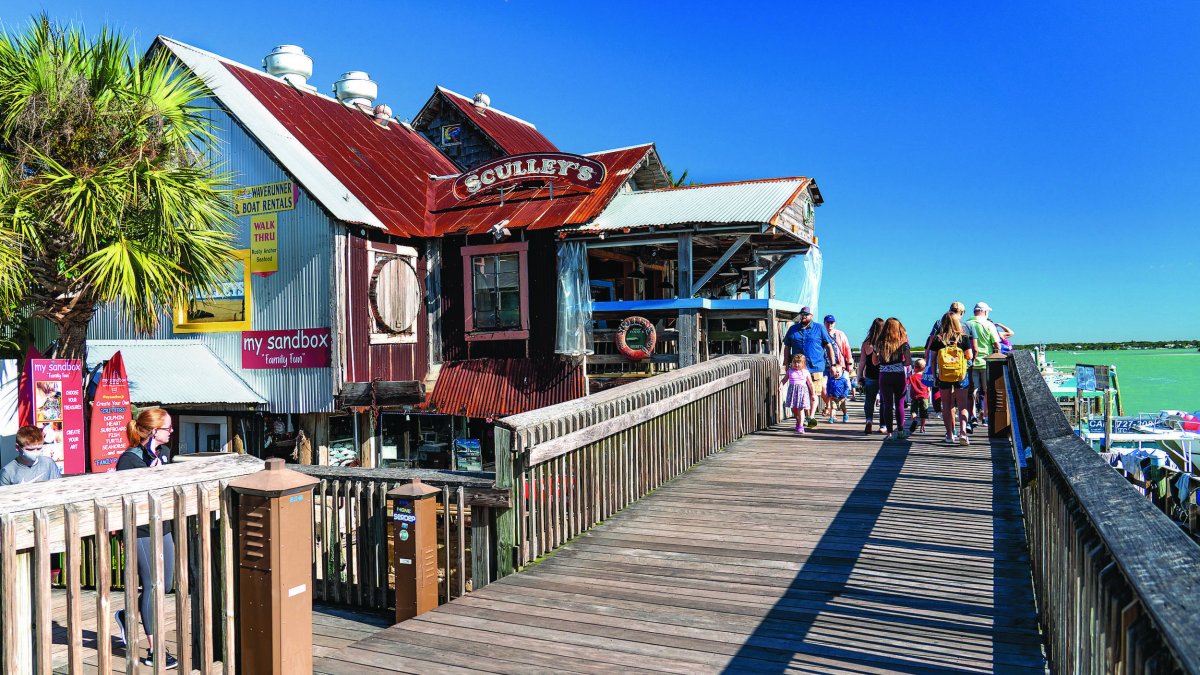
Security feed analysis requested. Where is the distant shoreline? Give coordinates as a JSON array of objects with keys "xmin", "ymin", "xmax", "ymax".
[{"xmin": 1014, "ymin": 341, "xmax": 1198, "ymax": 351}]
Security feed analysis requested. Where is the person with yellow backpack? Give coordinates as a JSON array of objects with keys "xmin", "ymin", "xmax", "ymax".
[{"xmin": 929, "ymin": 311, "xmax": 975, "ymax": 445}]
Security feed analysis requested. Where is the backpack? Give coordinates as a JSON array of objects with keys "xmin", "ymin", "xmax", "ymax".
[{"xmin": 937, "ymin": 342, "xmax": 968, "ymax": 383}]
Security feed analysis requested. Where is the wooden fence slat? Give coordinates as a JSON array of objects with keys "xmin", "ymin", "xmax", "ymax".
[
  {"xmin": 197, "ymin": 485, "xmax": 214, "ymax": 675},
  {"xmin": 32, "ymin": 510, "xmax": 51, "ymax": 674},
  {"xmin": 147, "ymin": 493, "xmax": 166, "ymax": 675},
  {"xmin": 457, "ymin": 487, "xmax": 466, "ymax": 598},
  {"xmin": 219, "ymin": 480, "xmax": 236, "ymax": 675},
  {"xmin": 173, "ymin": 487, "xmax": 191, "ymax": 675},
  {"xmin": 0, "ymin": 515, "xmax": 19, "ymax": 674},
  {"xmin": 122, "ymin": 496, "xmax": 139, "ymax": 675},
  {"xmin": 93, "ymin": 503, "xmax": 112, "ymax": 675},
  {"xmin": 65, "ymin": 505, "xmax": 83, "ymax": 674}
]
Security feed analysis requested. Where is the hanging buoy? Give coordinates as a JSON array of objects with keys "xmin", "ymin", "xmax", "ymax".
[{"xmin": 616, "ymin": 316, "xmax": 656, "ymax": 361}]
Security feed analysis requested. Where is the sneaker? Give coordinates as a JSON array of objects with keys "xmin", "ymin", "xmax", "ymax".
[
  {"xmin": 864, "ymin": 423, "xmax": 872, "ymax": 434},
  {"xmin": 140, "ymin": 651, "xmax": 178, "ymax": 669},
  {"xmin": 943, "ymin": 434, "xmax": 955, "ymax": 445},
  {"xmin": 958, "ymin": 435, "xmax": 970, "ymax": 446},
  {"xmin": 828, "ymin": 415, "xmax": 835, "ymax": 424},
  {"xmin": 114, "ymin": 609, "xmax": 127, "ymax": 648},
  {"xmin": 842, "ymin": 414, "xmax": 849, "ymax": 424}
]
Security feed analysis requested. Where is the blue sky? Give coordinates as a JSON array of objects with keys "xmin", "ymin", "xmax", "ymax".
[{"xmin": 7, "ymin": 1, "xmax": 1198, "ymax": 344}]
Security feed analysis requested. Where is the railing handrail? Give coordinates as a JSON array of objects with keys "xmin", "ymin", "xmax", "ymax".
[
  {"xmin": 294, "ymin": 465, "xmax": 510, "ymax": 508},
  {"xmin": 0, "ymin": 454, "xmax": 261, "ymax": 552},
  {"xmin": 499, "ymin": 354, "xmax": 777, "ymax": 441},
  {"xmin": 1009, "ymin": 349, "xmax": 1200, "ymax": 672}
]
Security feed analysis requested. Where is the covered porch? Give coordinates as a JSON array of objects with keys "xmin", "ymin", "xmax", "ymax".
[{"xmin": 560, "ymin": 177, "xmax": 821, "ymax": 389}]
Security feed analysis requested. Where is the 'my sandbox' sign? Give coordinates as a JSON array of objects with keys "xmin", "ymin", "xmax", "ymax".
[{"xmin": 242, "ymin": 328, "xmax": 331, "ymax": 369}]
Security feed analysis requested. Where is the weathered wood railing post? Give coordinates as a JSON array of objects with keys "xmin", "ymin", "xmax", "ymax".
[{"xmin": 1004, "ymin": 350, "xmax": 1200, "ymax": 673}]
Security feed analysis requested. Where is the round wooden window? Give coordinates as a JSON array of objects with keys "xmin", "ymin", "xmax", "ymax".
[{"xmin": 369, "ymin": 256, "xmax": 420, "ymax": 334}]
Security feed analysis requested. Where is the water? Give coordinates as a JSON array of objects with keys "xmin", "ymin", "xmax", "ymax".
[{"xmin": 1044, "ymin": 348, "xmax": 1200, "ymax": 415}]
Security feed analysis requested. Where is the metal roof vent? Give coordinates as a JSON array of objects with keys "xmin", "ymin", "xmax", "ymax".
[
  {"xmin": 473, "ymin": 92, "xmax": 491, "ymax": 109},
  {"xmin": 373, "ymin": 104, "xmax": 393, "ymax": 126},
  {"xmin": 333, "ymin": 71, "xmax": 378, "ymax": 107},
  {"xmin": 263, "ymin": 45, "xmax": 313, "ymax": 88}
]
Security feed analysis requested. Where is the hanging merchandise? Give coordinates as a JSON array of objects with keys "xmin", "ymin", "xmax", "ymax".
[{"xmin": 555, "ymin": 240, "xmax": 594, "ymax": 356}]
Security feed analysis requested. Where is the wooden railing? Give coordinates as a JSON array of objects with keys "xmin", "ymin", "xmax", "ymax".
[
  {"xmin": 494, "ymin": 354, "xmax": 779, "ymax": 570},
  {"xmin": 293, "ymin": 465, "xmax": 510, "ymax": 611},
  {"xmin": 0, "ymin": 454, "xmax": 261, "ymax": 674},
  {"xmin": 1005, "ymin": 350, "xmax": 1200, "ymax": 674}
]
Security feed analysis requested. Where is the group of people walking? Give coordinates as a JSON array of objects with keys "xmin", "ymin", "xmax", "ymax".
[{"xmin": 783, "ymin": 301, "xmax": 1013, "ymax": 445}]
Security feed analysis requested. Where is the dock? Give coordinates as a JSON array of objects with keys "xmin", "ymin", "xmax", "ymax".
[{"xmin": 315, "ymin": 413, "xmax": 1046, "ymax": 674}]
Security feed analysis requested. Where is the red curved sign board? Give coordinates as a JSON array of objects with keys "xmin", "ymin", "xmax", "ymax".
[{"xmin": 453, "ymin": 152, "xmax": 606, "ymax": 200}]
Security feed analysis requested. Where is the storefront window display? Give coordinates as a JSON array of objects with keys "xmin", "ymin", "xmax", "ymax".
[{"xmin": 328, "ymin": 415, "xmax": 358, "ymax": 467}]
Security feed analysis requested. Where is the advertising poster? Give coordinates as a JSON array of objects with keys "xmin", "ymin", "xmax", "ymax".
[
  {"xmin": 241, "ymin": 327, "xmax": 331, "ymax": 369},
  {"xmin": 232, "ymin": 181, "xmax": 297, "ymax": 216},
  {"xmin": 250, "ymin": 213, "xmax": 278, "ymax": 277},
  {"xmin": 454, "ymin": 438, "xmax": 482, "ymax": 472},
  {"xmin": 27, "ymin": 359, "xmax": 85, "ymax": 474},
  {"xmin": 87, "ymin": 352, "xmax": 131, "ymax": 473}
]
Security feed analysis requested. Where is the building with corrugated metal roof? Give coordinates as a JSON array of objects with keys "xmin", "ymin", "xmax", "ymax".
[{"xmin": 76, "ymin": 35, "xmax": 822, "ymax": 472}]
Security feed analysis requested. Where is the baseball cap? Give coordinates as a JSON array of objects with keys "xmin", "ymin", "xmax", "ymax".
[
  {"xmin": 974, "ymin": 302, "xmax": 992, "ymax": 312},
  {"xmin": 823, "ymin": 314, "xmax": 836, "ymax": 323},
  {"xmin": 799, "ymin": 306, "xmax": 812, "ymax": 316}
]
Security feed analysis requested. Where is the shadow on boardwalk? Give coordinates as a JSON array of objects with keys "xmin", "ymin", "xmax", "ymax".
[{"xmin": 315, "ymin": 411, "xmax": 1046, "ymax": 674}]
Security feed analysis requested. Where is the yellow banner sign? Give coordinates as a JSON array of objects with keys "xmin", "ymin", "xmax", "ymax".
[
  {"xmin": 251, "ymin": 213, "xmax": 278, "ymax": 276},
  {"xmin": 233, "ymin": 181, "xmax": 296, "ymax": 216}
]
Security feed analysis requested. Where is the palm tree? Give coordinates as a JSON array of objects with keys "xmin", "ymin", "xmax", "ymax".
[{"xmin": 0, "ymin": 16, "xmax": 236, "ymax": 360}]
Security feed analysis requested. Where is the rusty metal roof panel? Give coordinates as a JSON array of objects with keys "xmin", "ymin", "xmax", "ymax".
[
  {"xmin": 427, "ymin": 145, "xmax": 654, "ymax": 235},
  {"xmin": 425, "ymin": 358, "xmax": 586, "ymax": 418},
  {"xmin": 436, "ymin": 87, "xmax": 558, "ymax": 154},
  {"xmin": 227, "ymin": 65, "xmax": 458, "ymax": 238}
]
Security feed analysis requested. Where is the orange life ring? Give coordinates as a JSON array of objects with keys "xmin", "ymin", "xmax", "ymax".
[{"xmin": 616, "ymin": 316, "xmax": 656, "ymax": 360}]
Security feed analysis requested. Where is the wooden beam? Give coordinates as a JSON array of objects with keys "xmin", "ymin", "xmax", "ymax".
[
  {"xmin": 338, "ymin": 380, "xmax": 426, "ymax": 407},
  {"xmin": 755, "ymin": 253, "xmax": 795, "ymax": 292},
  {"xmin": 691, "ymin": 235, "xmax": 750, "ymax": 296},
  {"xmin": 676, "ymin": 233, "xmax": 700, "ymax": 367}
]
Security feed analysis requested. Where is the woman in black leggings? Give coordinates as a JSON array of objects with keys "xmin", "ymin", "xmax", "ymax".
[
  {"xmin": 872, "ymin": 318, "xmax": 912, "ymax": 440},
  {"xmin": 857, "ymin": 318, "xmax": 884, "ymax": 434},
  {"xmin": 115, "ymin": 407, "xmax": 178, "ymax": 669}
]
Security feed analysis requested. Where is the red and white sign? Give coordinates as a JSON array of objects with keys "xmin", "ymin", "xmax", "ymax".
[
  {"xmin": 87, "ymin": 352, "xmax": 131, "ymax": 473},
  {"xmin": 242, "ymin": 328, "xmax": 331, "ymax": 369},
  {"xmin": 454, "ymin": 152, "xmax": 606, "ymax": 199},
  {"xmin": 26, "ymin": 359, "xmax": 85, "ymax": 475}
]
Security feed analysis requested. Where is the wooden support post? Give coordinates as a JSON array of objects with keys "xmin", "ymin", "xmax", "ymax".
[
  {"xmin": 676, "ymin": 233, "xmax": 700, "ymax": 367},
  {"xmin": 493, "ymin": 427, "xmax": 516, "ymax": 577}
]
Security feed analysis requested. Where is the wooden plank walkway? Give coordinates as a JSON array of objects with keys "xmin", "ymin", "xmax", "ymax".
[
  {"xmin": 315, "ymin": 411, "xmax": 1047, "ymax": 674},
  {"xmin": 45, "ymin": 588, "xmax": 389, "ymax": 674}
]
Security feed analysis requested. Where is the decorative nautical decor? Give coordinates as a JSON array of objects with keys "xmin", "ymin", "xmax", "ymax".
[
  {"xmin": 453, "ymin": 152, "xmax": 606, "ymax": 199},
  {"xmin": 616, "ymin": 316, "xmax": 656, "ymax": 361}
]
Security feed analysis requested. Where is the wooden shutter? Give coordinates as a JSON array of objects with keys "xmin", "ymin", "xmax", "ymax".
[{"xmin": 369, "ymin": 255, "xmax": 420, "ymax": 334}]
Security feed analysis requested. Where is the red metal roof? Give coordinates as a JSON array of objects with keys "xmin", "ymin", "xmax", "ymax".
[
  {"xmin": 436, "ymin": 88, "xmax": 558, "ymax": 155},
  {"xmin": 428, "ymin": 144, "xmax": 654, "ymax": 235},
  {"xmin": 424, "ymin": 358, "xmax": 585, "ymax": 418},
  {"xmin": 226, "ymin": 64, "xmax": 458, "ymax": 238}
]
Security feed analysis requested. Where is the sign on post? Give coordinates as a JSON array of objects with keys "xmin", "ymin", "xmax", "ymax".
[
  {"xmin": 87, "ymin": 352, "xmax": 131, "ymax": 473},
  {"xmin": 250, "ymin": 213, "xmax": 279, "ymax": 276},
  {"xmin": 27, "ymin": 359, "xmax": 85, "ymax": 474}
]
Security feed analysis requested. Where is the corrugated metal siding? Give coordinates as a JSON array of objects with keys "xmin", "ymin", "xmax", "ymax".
[
  {"xmin": 344, "ymin": 236, "xmax": 428, "ymax": 384},
  {"xmin": 572, "ymin": 177, "xmax": 812, "ymax": 231},
  {"xmin": 88, "ymin": 101, "xmax": 337, "ymax": 414},
  {"xmin": 425, "ymin": 357, "xmax": 585, "ymax": 418}
]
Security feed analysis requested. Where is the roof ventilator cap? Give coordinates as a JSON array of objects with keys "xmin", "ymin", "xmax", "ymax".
[
  {"xmin": 333, "ymin": 71, "xmax": 378, "ymax": 108},
  {"xmin": 473, "ymin": 92, "xmax": 491, "ymax": 110},
  {"xmin": 373, "ymin": 104, "xmax": 393, "ymax": 126},
  {"xmin": 263, "ymin": 45, "xmax": 315, "ymax": 91}
]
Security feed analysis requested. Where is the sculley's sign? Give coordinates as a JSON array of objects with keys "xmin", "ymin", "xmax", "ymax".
[{"xmin": 453, "ymin": 152, "xmax": 606, "ymax": 199}]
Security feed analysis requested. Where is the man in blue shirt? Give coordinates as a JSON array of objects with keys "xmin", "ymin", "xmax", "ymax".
[{"xmin": 783, "ymin": 307, "xmax": 838, "ymax": 405}]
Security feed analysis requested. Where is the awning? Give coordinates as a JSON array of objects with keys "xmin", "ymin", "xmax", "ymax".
[
  {"xmin": 85, "ymin": 340, "xmax": 266, "ymax": 408},
  {"xmin": 424, "ymin": 357, "xmax": 585, "ymax": 418}
]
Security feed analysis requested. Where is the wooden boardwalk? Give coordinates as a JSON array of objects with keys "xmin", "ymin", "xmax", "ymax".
[{"xmin": 316, "ymin": 412, "xmax": 1047, "ymax": 674}]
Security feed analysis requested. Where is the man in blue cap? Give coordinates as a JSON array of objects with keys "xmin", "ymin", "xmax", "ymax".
[{"xmin": 783, "ymin": 307, "xmax": 837, "ymax": 424}]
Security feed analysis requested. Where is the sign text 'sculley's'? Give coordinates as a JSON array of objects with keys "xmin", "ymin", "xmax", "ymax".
[{"xmin": 454, "ymin": 152, "xmax": 606, "ymax": 199}]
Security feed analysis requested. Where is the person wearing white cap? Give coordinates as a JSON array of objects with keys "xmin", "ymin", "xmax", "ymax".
[{"xmin": 965, "ymin": 302, "xmax": 1002, "ymax": 426}]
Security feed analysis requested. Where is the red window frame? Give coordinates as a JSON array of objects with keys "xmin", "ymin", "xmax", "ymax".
[{"xmin": 461, "ymin": 241, "xmax": 530, "ymax": 341}]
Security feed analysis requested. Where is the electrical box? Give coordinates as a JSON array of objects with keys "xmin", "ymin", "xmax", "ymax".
[
  {"xmin": 387, "ymin": 479, "xmax": 440, "ymax": 623},
  {"xmin": 229, "ymin": 458, "xmax": 319, "ymax": 674}
]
